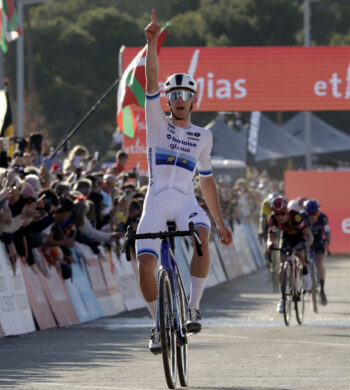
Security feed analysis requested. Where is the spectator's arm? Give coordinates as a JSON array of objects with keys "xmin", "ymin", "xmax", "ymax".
[{"xmin": 81, "ymin": 216, "xmax": 113, "ymax": 242}]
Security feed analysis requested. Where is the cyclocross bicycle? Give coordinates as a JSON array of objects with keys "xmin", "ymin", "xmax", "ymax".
[
  {"xmin": 274, "ymin": 248, "xmax": 306, "ymax": 326},
  {"xmin": 122, "ymin": 221, "xmax": 203, "ymax": 389}
]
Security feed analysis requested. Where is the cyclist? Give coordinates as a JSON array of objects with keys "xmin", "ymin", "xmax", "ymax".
[
  {"xmin": 258, "ymin": 192, "xmax": 279, "ymax": 244},
  {"xmin": 141, "ymin": 10, "xmax": 232, "ymax": 354},
  {"xmin": 266, "ymin": 196, "xmax": 313, "ymax": 313},
  {"xmin": 302, "ymin": 199, "xmax": 331, "ymax": 305},
  {"xmin": 259, "ymin": 193, "xmax": 279, "ymax": 274}
]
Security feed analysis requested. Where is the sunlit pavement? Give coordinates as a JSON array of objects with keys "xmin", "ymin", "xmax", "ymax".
[{"xmin": 1, "ymin": 256, "xmax": 349, "ymax": 390}]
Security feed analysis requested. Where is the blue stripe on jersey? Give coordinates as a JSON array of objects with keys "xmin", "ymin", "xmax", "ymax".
[
  {"xmin": 155, "ymin": 147, "xmax": 197, "ymax": 172},
  {"xmin": 146, "ymin": 92, "xmax": 160, "ymax": 100},
  {"xmin": 198, "ymin": 169, "xmax": 212, "ymax": 176}
]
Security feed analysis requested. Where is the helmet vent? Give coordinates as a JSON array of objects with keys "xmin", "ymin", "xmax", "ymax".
[{"xmin": 175, "ymin": 74, "xmax": 183, "ymax": 86}]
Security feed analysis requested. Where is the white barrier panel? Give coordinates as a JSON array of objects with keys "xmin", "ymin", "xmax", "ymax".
[
  {"xmin": 249, "ymin": 221, "xmax": 266, "ymax": 266},
  {"xmin": 0, "ymin": 244, "xmax": 35, "ymax": 336},
  {"xmin": 112, "ymin": 251, "xmax": 145, "ymax": 311},
  {"xmin": 209, "ymin": 240, "xmax": 227, "ymax": 284},
  {"xmin": 68, "ymin": 246, "xmax": 104, "ymax": 321},
  {"xmin": 20, "ymin": 262, "xmax": 57, "ymax": 330},
  {"xmin": 78, "ymin": 245, "xmax": 120, "ymax": 317},
  {"xmin": 0, "ymin": 323, "xmax": 4, "ymax": 338},
  {"xmin": 233, "ymin": 223, "xmax": 256, "ymax": 274},
  {"xmin": 213, "ymin": 236, "xmax": 242, "ymax": 280},
  {"xmin": 243, "ymin": 221, "xmax": 264, "ymax": 268},
  {"xmin": 38, "ymin": 266, "xmax": 80, "ymax": 327},
  {"xmin": 99, "ymin": 247, "xmax": 125, "ymax": 315}
]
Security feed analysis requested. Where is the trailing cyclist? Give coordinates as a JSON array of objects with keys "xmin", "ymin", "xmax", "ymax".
[
  {"xmin": 258, "ymin": 192, "xmax": 279, "ymax": 245},
  {"xmin": 302, "ymin": 199, "xmax": 331, "ymax": 305},
  {"xmin": 258, "ymin": 193, "xmax": 279, "ymax": 271},
  {"xmin": 266, "ymin": 196, "xmax": 314, "ymax": 313},
  {"xmin": 141, "ymin": 10, "xmax": 232, "ymax": 354}
]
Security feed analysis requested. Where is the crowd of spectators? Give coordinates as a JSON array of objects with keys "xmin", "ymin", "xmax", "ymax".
[
  {"xmin": 0, "ymin": 132, "xmax": 281, "ymax": 280},
  {"xmin": 213, "ymin": 168, "xmax": 283, "ymax": 231},
  {"xmin": 0, "ymin": 133, "xmax": 146, "ymax": 279}
]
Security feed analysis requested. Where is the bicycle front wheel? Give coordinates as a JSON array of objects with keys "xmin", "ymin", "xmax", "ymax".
[
  {"xmin": 176, "ymin": 275, "xmax": 189, "ymax": 387},
  {"xmin": 295, "ymin": 267, "xmax": 305, "ymax": 325},
  {"xmin": 159, "ymin": 269, "xmax": 177, "ymax": 389},
  {"xmin": 282, "ymin": 263, "xmax": 292, "ymax": 326}
]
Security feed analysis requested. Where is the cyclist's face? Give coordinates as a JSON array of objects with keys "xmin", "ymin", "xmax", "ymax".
[
  {"xmin": 275, "ymin": 210, "xmax": 288, "ymax": 223},
  {"xmin": 167, "ymin": 89, "xmax": 197, "ymax": 119}
]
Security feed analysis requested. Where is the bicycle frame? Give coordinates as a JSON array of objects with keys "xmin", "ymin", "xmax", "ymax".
[{"xmin": 157, "ymin": 238, "xmax": 189, "ymax": 347}]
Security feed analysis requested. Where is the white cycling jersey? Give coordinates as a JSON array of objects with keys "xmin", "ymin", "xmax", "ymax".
[
  {"xmin": 135, "ymin": 90, "xmax": 213, "ymax": 260},
  {"xmin": 145, "ymin": 90, "xmax": 213, "ymax": 195}
]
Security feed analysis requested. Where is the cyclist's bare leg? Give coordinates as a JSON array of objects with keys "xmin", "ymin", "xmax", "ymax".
[
  {"xmin": 187, "ymin": 226, "xmax": 210, "ymax": 312},
  {"xmin": 190, "ymin": 225, "xmax": 210, "ymax": 278},
  {"xmin": 296, "ymin": 250, "xmax": 307, "ymax": 268},
  {"xmin": 278, "ymin": 255, "xmax": 287, "ymax": 284},
  {"xmin": 316, "ymin": 253, "xmax": 325, "ymax": 280},
  {"xmin": 138, "ymin": 253, "xmax": 158, "ymax": 320}
]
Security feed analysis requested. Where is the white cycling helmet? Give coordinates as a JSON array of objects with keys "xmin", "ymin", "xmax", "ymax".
[{"xmin": 164, "ymin": 73, "xmax": 197, "ymax": 94}]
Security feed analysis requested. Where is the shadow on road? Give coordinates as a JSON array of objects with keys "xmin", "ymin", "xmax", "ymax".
[
  {"xmin": 190, "ymin": 386, "xmax": 291, "ymax": 390},
  {"xmin": 0, "ymin": 324, "xmax": 146, "ymax": 386}
]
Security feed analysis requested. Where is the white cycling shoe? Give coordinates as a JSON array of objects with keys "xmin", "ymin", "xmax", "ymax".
[
  {"xmin": 186, "ymin": 307, "xmax": 202, "ymax": 334},
  {"xmin": 276, "ymin": 299, "xmax": 284, "ymax": 313},
  {"xmin": 149, "ymin": 327, "xmax": 161, "ymax": 355}
]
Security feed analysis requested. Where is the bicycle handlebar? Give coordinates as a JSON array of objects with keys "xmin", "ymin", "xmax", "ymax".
[{"xmin": 121, "ymin": 221, "xmax": 203, "ymax": 261}]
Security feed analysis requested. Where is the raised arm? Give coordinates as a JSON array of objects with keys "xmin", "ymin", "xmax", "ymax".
[{"xmin": 144, "ymin": 9, "xmax": 161, "ymax": 94}]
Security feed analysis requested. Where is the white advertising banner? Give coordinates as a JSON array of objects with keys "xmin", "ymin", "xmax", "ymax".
[{"xmin": 0, "ymin": 243, "xmax": 35, "ymax": 336}]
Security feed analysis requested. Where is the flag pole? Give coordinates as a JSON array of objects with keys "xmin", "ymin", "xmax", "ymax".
[{"xmin": 51, "ymin": 77, "xmax": 120, "ymax": 158}]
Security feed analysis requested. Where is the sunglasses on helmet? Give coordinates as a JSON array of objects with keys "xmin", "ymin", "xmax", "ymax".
[{"xmin": 167, "ymin": 90, "xmax": 194, "ymax": 102}]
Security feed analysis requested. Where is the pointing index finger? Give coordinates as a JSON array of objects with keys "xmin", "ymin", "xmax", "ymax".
[{"xmin": 152, "ymin": 9, "xmax": 156, "ymax": 23}]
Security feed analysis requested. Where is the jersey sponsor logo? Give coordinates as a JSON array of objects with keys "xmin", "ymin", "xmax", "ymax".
[
  {"xmin": 189, "ymin": 212, "xmax": 198, "ymax": 218},
  {"xmin": 295, "ymin": 214, "xmax": 302, "ymax": 223},
  {"xmin": 155, "ymin": 147, "xmax": 197, "ymax": 172},
  {"xmin": 167, "ymin": 135, "xmax": 197, "ymax": 148},
  {"xmin": 194, "ymin": 132, "xmax": 201, "ymax": 137},
  {"xmin": 148, "ymin": 147, "xmax": 154, "ymax": 185},
  {"xmin": 170, "ymin": 144, "xmax": 190, "ymax": 153},
  {"xmin": 188, "ymin": 137, "xmax": 200, "ymax": 141}
]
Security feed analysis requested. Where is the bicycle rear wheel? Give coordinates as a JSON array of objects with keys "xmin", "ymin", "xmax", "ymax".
[
  {"xmin": 295, "ymin": 266, "xmax": 305, "ymax": 325},
  {"xmin": 159, "ymin": 269, "xmax": 177, "ymax": 389},
  {"xmin": 176, "ymin": 275, "xmax": 189, "ymax": 387},
  {"xmin": 282, "ymin": 263, "xmax": 292, "ymax": 326},
  {"xmin": 310, "ymin": 258, "xmax": 318, "ymax": 313}
]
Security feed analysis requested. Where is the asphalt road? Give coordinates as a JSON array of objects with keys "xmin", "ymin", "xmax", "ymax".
[{"xmin": 1, "ymin": 256, "xmax": 350, "ymax": 390}]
